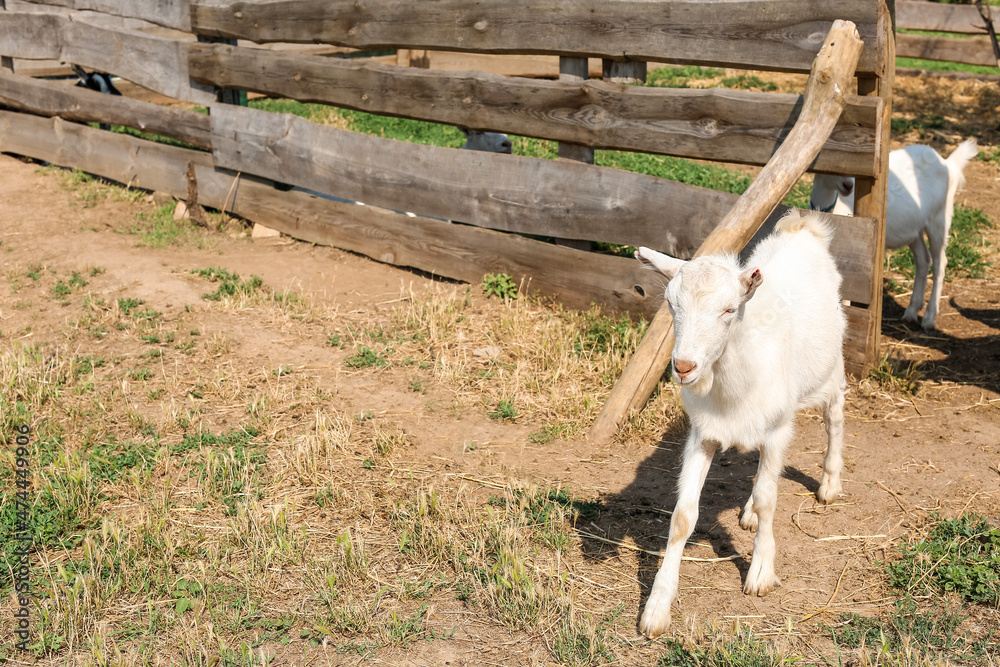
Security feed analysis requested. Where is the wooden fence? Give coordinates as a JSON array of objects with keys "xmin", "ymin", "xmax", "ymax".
[
  {"xmin": 897, "ymin": 0, "xmax": 1000, "ymax": 70},
  {"xmin": 0, "ymin": 0, "xmax": 893, "ymax": 383}
]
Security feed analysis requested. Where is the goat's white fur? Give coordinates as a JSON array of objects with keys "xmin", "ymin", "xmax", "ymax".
[
  {"xmin": 810, "ymin": 139, "xmax": 977, "ymax": 330},
  {"xmin": 633, "ymin": 211, "xmax": 847, "ymax": 638}
]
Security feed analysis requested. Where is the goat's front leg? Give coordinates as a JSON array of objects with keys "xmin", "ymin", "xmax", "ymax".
[
  {"xmin": 639, "ymin": 428, "xmax": 716, "ymax": 638},
  {"xmin": 817, "ymin": 370, "xmax": 846, "ymax": 503},
  {"xmin": 743, "ymin": 422, "xmax": 792, "ymax": 596},
  {"xmin": 903, "ymin": 235, "xmax": 931, "ymax": 325}
]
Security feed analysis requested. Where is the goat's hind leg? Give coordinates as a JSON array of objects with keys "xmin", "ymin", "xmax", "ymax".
[
  {"xmin": 922, "ymin": 220, "xmax": 949, "ymax": 331},
  {"xmin": 902, "ymin": 235, "xmax": 931, "ymax": 325},
  {"xmin": 817, "ymin": 369, "xmax": 846, "ymax": 504},
  {"xmin": 639, "ymin": 428, "xmax": 717, "ymax": 638}
]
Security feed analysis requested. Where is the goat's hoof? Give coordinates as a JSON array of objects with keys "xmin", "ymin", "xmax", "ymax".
[
  {"xmin": 816, "ymin": 479, "xmax": 842, "ymax": 504},
  {"xmin": 739, "ymin": 509, "xmax": 758, "ymax": 531},
  {"xmin": 920, "ymin": 318, "xmax": 937, "ymax": 331},
  {"xmin": 639, "ymin": 602, "xmax": 672, "ymax": 639},
  {"xmin": 743, "ymin": 569, "xmax": 780, "ymax": 597},
  {"xmin": 902, "ymin": 310, "xmax": 920, "ymax": 325}
]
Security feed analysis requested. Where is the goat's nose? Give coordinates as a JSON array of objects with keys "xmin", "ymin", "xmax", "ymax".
[{"xmin": 674, "ymin": 359, "xmax": 697, "ymax": 376}]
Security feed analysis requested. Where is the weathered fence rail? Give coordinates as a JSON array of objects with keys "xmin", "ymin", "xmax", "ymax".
[
  {"xmin": 897, "ymin": 0, "xmax": 999, "ymax": 69},
  {"xmin": 0, "ymin": 0, "xmax": 894, "ymax": 437}
]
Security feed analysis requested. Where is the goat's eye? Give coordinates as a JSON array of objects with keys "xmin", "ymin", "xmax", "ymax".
[{"xmin": 723, "ymin": 307, "xmax": 736, "ymax": 315}]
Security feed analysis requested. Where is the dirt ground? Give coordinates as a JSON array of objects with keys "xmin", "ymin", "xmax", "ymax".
[{"xmin": 1, "ymin": 74, "xmax": 1000, "ymax": 665}]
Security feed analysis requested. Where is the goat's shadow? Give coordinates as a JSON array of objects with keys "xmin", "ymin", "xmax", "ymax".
[
  {"xmin": 579, "ymin": 414, "xmax": 823, "ymax": 628},
  {"xmin": 881, "ymin": 291, "xmax": 1000, "ymax": 394}
]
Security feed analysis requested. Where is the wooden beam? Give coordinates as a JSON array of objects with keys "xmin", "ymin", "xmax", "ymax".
[
  {"xmin": 18, "ymin": 0, "xmax": 190, "ymax": 30},
  {"xmin": 0, "ymin": 69, "xmax": 212, "ymax": 149},
  {"xmin": 0, "ymin": 11, "xmax": 215, "ymax": 103},
  {"xmin": 588, "ymin": 19, "xmax": 865, "ymax": 444},
  {"xmin": 896, "ymin": 32, "xmax": 998, "ymax": 68},
  {"xmin": 190, "ymin": 0, "xmax": 881, "ymax": 74},
  {"xmin": 402, "ymin": 51, "xmax": 602, "ymax": 78},
  {"xmin": 897, "ymin": 0, "xmax": 1000, "ymax": 34},
  {"xmin": 187, "ymin": 43, "xmax": 880, "ymax": 175}
]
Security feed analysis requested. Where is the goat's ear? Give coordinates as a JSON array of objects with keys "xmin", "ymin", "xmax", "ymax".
[
  {"xmin": 635, "ymin": 247, "xmax": 685, "ymax": 279},
  {"xmin": 739, "ymin": 268, "xmax": 763, "ymax": 302}
]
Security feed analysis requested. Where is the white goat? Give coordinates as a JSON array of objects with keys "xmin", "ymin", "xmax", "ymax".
[
  {"xmin": 634, "ymin": 211, "xmax": 847, "ymax": 638},
  {"xmin": 810, "ymin": 139, "xmax": 977, "ymax": 330}
]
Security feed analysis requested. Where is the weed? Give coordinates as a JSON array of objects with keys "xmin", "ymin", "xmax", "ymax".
[
  {"xmin": 191, "ymin": 267, "xmax": 265, "ymax": 301},
  {"xmin": 887, "ymin": 513, "xmax": 1000, "ymax": 606},
  {"xmin": 482, "ymin": 273, "xmax": 518, "ymax": 300},
  {"xmin": 488, "ymin": 399, "xmax": 518, "ymax": 421},
  {"xmin": 327, "ymin": 332, "xmax": 343, "ymax": 347},
  {"xmin": 528, "ymin": 422, "xmax": 573, "ymax": 444},
  {"xmin": 345, "ymin": 346, "xmax": 389, "ymax": 369},
  {"xmin": 272, "ymin": 365, "xmax": 293, "ymax": 377},
  {"xmin": 26, "ymin": 263, "xmax": 43, "ymax": 281},
  {"xmin": 130, "ymin": 367, "xmax": 153, "ymax": 381},
  {"xmin": 868, "ymin": 354, "xmax": 922, "ymax": 395}
]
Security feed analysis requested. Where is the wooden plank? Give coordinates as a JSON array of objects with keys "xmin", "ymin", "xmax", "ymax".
[
  {"xmin": 17, "ymin": 0, "xmax": 190, "ymax": 31},
  {"xmin": 897, "ymin": 0, "xmax": 1000, "ymax": 35},
  {"xmin": 0, "ymin": 69, "xmax": 212, "ymax": 149},
  {"xmin": 0, "ymin": 108, "xmax": 665, "ymax": 317},
  {"xmin": 208, "ymin": 103, "xmax": 875, "ymax": 303},
  {"xmin": 589, "ymin": 19, "xmax": 864, "ymax": 444},
  {"xmin": 189, "ymin": 0, "xmax": 881, "ymax": 74},
  {"xmin": 405, "ymin": 51, "xmax": 603, "ymax": 78},
  {"xmin": 896, "ymin": 33, "xmax": 998, "ymax": 68},
  {"xmin": 843, "ymin": 304, "xmax": 871, "ymax": 379},
  {"xmin": 207, "ymin": 102, "xmax": 730, "ymax": 257},
  {"xmin": 0, "ymin": 11, "xmax": 215, "ymax": 104},
  {"xmin": 188, "ymin": 43, "xmax": 880, "ymax": 175}
]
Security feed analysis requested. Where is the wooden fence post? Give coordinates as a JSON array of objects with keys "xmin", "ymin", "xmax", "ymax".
[
  {"xmin": 0, "ymin": 0, "xmax": 13, "ymax": 73},
  {"xmin": 196, "ymin": 35, "xmax": 247, "ymax": 105},
  {"xmin": 853, "ymin": 0, "xmax": 894, "ymax": 373},
  {"xmin": 555, "ymin": 56, "xmax": 595, "ymax": 251},
  {"xmin": 588, "ymin": 20, "xmax": 865, "ymax": 444}
]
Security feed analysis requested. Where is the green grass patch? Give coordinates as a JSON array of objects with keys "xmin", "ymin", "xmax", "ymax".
[
  {"xmin": 345, "ymin": 346, "xmax": 390, "ymax": 369},
  {"xmin": 887, "ymin": 513, "xmax": 1000, "ymax": 606},
  {"xmin": 646, "ymin": 65, "xmax": 724, "ymax": 88},
  {"xmin": 575, "ymin": 311, "xmax": 646, "ymax": 358},
  {"xmin": 896, "ymin": 56, "xmax": 1000, "ymax": 77},
  {"xmin": 190, "ymin": 266, "xmax": 266, "ymax": 301}
]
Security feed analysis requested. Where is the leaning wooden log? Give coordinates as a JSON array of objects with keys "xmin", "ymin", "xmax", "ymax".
[{"xmin": 588, "ymin": 19, "xmax": 865, "ymax": 445}]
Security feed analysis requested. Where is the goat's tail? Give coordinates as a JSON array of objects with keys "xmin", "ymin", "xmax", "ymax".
[
  {"xmin": 945, "ymin": 138, "xmax": 978, "ymax": 192},
  {"xmin": 775, "ymin": 209, "xmax": 834, "ymax": 248}
]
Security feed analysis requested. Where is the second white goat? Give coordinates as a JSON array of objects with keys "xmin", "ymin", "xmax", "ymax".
[
  {"xmin": 810, "ymin": 139, "xmax": 977, "ymax": 330},
  {"xmin": 633, "ymin": 211, "xmax": 847, "ymax": 638}
]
